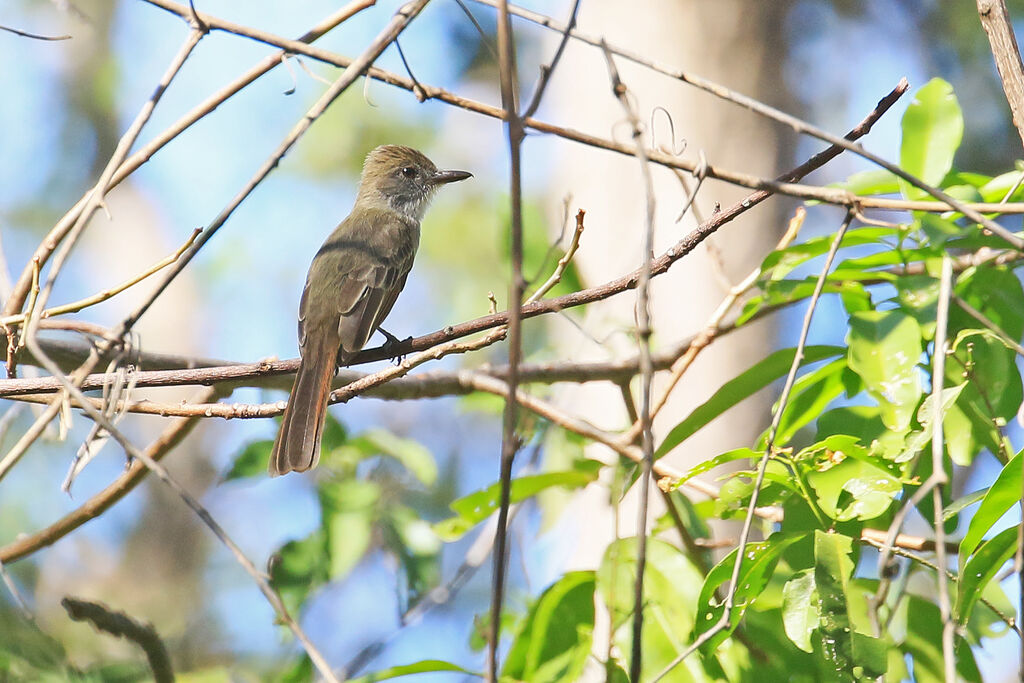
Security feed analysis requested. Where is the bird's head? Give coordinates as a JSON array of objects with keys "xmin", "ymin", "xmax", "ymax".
[{"xmin": 356, "ymin": 145, "xmax": 472, "ymax": 221}]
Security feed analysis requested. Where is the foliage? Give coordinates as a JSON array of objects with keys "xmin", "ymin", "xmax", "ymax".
[
  {"xmin": 200, "ymin": 78, "xmax": 1024, "ymax": 681},
  {"xmin": 4, "ymin": 13, "xmax": 1024, "ymax": 678}
]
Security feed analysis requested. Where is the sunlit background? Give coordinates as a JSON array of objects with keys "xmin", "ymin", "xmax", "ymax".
[{"xmin": 1, "ymin": 0, "xmax": 1023, "ymax": 680}]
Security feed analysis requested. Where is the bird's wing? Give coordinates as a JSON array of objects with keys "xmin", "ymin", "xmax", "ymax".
[{"xmin": 298, "ymin": 224, "xmax": 416, "ymax": 363}]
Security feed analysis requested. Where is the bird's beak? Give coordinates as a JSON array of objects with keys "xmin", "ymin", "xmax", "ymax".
[{"xmin": 428, "ymin": 169, "xmax": 473, "ymax": 185}]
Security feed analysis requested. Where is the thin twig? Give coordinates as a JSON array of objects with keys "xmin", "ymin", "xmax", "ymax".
[
  {"xmin": 520, "ymin": 0, "xmax": 579, "ymax": 119},
  {"xmin": 469, "ymin": 0, "xmax": 1024, "ymax": 249},
  {"xmin": 452, "ymin": 0, "xmax": 500, "ymax": 63},
  {"xmin": 1, "ymin": 228, "xmax": 202, "ymax": 327},
  {"xmin": 620, "ymin": 207, "xmax": 805, "ymax": 445},
  {"xmin": 489, "ymin": 1, "xmax": 524, "ymax": 678},
  {"xmin": 4, "ymin": 0, "xmax": 376, "ymax": 318},
  {"xmin": 0, "ymin": 558, "xmax": 32, "ymax": 619},
  {"xmin": 62, "ymin": 597, "xmax": 173, "ymax": 683},
  {"xmin": 655, "ymin": 210, "xmax": 854, "ymax": 680},
  {"xmin": 861, "ymin": 537, "xmax": 1020, "ymax": 636},
  {"xmin": 331, "ymin": 328, "xmax": 508, "ymax": 405},
  {"xmin": 0, "ymin": 23, "xmax": 71, "ymax": 41},
  {"xmin": 25, "ymin": 343, "xmax": 340, "ymax": 682},
  {"xmin": 931, "ymin": 255, "xmax": 956, "ymax": 681},
  {"xmin": 26, "ymin": 28, "xmax": 204, "ymax": 333},
  {"xmin": 601, "ymin": 40, "xmax": 657, "ymax": 681},
  {"xmin": 0, "ymin": 28, "xmax": 205, "ymax": 481},
  {"xmin": 526, "ymin": 209, "xmax": 584, "ymax": 303},
  {"xmin": 0, "ymin": 387, "xmax": 217, "ymax": 564},
  {"xmin": 953, "ymin": 294, "xmax": 1024, "ymax": 357}
]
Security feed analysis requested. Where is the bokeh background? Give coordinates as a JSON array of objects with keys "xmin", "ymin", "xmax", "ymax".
[{"xmin": 1, "ymin": 0, "xmax": 1022, "ymax": 680}]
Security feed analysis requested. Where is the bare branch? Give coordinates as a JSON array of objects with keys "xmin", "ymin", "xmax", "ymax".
[
  {"xmin": 520, "ymin": 0, "xmax": 580, "ymax": 119},
  {"xmin": 489, "ymin": 1, "xmax": 524, "ymax": 677},
  {"xmin": 4, "ymin": 0, "xmax": 376, "ymax": 318},
  {"xmin": 0, "ymin": 387, "xmax": 217, "ymax": 564},
  {"xmin": 930, "ymin": 255, "xmax": 956, "ymax": 681},
  {"xmin": 0, "ymin": 23, "xmax": 71, "ymax": 41},
  {"xmin": 977, "ymin": 0, "xmax": 1024, "ymax": 150},
  {"xmin": 601, "ymin": 40, "xmax": 657, "ymax": 681},
  {"xmin": 0, "ymin": 28, "xmax": 206, "ymax": 480}
]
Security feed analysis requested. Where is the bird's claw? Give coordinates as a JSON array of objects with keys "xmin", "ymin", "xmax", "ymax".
[{"xmin": 379, "ymin": 328, "xmax": 412, "ymax": 364}]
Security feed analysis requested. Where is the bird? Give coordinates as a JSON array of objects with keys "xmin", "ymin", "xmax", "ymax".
[{"xmin": 269, "ymin": 145, "xmax": 471, "ymax": 476}]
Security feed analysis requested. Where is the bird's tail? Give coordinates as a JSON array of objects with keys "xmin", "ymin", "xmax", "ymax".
[{"xmin": 268, "ymin": 331, "xmax": 339, "ymax": 476}]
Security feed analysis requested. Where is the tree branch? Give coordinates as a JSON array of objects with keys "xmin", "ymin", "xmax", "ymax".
[{"xmin": 977, "ymin": 0, "xmax": 1024, "ymax": 150}]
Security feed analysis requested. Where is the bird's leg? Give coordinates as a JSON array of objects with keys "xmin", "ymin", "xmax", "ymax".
[{"xmin": 378, "ymin": 327, "xmax": 412, "ymax": 364}]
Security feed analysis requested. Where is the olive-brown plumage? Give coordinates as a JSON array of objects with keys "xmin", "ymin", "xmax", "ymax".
[{"xmin": 269, "ymin": 145, "xmax": 471, "ymax": 476}]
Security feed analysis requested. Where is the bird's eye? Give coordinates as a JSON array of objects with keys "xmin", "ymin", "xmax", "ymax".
[{"xmin": 401, "ymin": 166, "xmax": 417, "ymax": 178}]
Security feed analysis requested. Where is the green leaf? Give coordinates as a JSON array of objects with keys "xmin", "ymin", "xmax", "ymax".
[
  {"xmin": 831, "ymin": 169, "xmax": 901, "ymax": 196},
  {"xmin": 807, "ymin": 458, "xmax": 901, "ymax": 522},
  {"xmin": 774, "ymin": 358, "xmax": 848, "ymax": 445},
  {"xmin": 813, "ymin": 531, "xmax": 856, "ymax": 679},
  {"xmin": 656, "ymin": 346, "xmax": 844, "ymax": 458},
  {"xmin": 944, "ymin": 330, "xmax": 1020, "ymax": 466},
  {"xmin": 759, "ymin": 227, "xmax": 897, "ymax": 281},
  {"xmin": 846, "ymin": 310, "xmax": 923, "ymax": 432},
  {"xmin": 941, "ymin": 401, "xmax": 985, "ymax": 469},
  {"xmin": 670, "ymin": 448, "xmax": 759, "ymax": 488},
  {"xmin": 831, "ymin": 248, "xmax": 938, "ymax": 283},
  {"xmin": 838, "ymin": 281, "xmax": 873, "ymax": 316},
  {"xmin": 503, "ymin": 572, "xmax": 595, "ymax": 683},
  {"xmin": 354, "ymin": 429, "xmax": 437, "ymax": 486},
  {"xmin": 943, "ymin": 488, "xmax": 987, "ymax": 522},
  {"xmin": 348, "ymin": 659, "xmax": 478, "ymax": 682},
  {"xmin": 270, "ymin": 531, "xmax": 329, "ymax": 615},
  {"xmin": 742, "ymin": 606, "xmax": 821, "ymax": 680},
  {"xmin": 0, "ymin": 606, "xmax": 71, "ymax": 678},
  {"xmin": 319, "ymin": 479, "xmax": 380, "ymax": 580},
  {"xmin": 893, "ymin": 383, "xmax": 967, "ymax": 464},
  {"xmin": 896, "ymin": 272, "xmax": 940, "ymax": 339},
  {"xmin": 597, "ymin": 538, "xmax": 707, "ymax": 679},
  {"xmin": 917, "ymin": 213, "xmax": 965, "ymax": 247},
  {"xmin": 816, "ymin": 405, "xmax": 906, "ymax": 460},
  {"xmin": 955, "ymin": 266, "xmax": 1024, "ymax": 340},
  {"xmin": 899, "ymin": 78, "xmax": 963, "ymax": 199},
  {"xmin": 739, "ymin": 281, "xmax": 856, "ymax": 325},
  {"xmin": 782, "ymin": 569, "xmax": 818, "ymax": 652},
  {"xmin": 382, "ymin": 505, "xmax": 441, "ymax": 602},
  {"xmin": 956, "ymin": 525, "xmax": 1018, "ymax": 625},
  {"xmin": 695, "ymin": 533, "xmax": 807, "ymax": 651},
  {"xmin": 223, "ymin": 439, "xmax": 273, "ymax": 481},
  {"xmin": 943, "ymin": 269, "xmax": 1024, "ymax": 463},
  {"xmin": 978, "ymin": 168, "xmax": 1024, "ymax": 202},
  {"xmin": 850, "ymin": 632, "xmax": 890, "ymax": 681},
  {"xmin": 435, "ymin": 460, "xmax": 602, "ymax": 540},
  {"xmin": 904, "ymin": 596, "xmax": 982, "ymax": 683},
  {"xmin": 324, "ymin": 428, "xmax": 436, "ymax": 485},
  {"xmin": 959, "ymin": 450, "xmax": 1021, "ymax": 564}
]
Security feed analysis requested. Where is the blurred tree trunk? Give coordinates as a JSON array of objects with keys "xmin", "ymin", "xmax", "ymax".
[{"xmin": 542, "ymin": 0, "xmax": 792, "ymax": 563}]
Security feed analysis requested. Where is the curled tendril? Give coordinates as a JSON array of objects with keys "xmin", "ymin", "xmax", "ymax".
[
  {"xmin": 650, "ymin": 106, "xmax": 687, "ymax": 156},
  {"xmin": 280, "ymin": 54, "xmax": 297, "ymax": 96}
]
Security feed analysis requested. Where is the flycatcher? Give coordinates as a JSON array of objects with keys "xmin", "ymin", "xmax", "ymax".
[{"xmin": 269, "ymin": 145, "xmax": 471, "ymax": 476}]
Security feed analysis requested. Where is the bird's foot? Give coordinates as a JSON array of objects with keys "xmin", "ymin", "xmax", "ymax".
[{"xmin": 379, "ymin": 328, "xmax": 412, "ymax": 365}]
